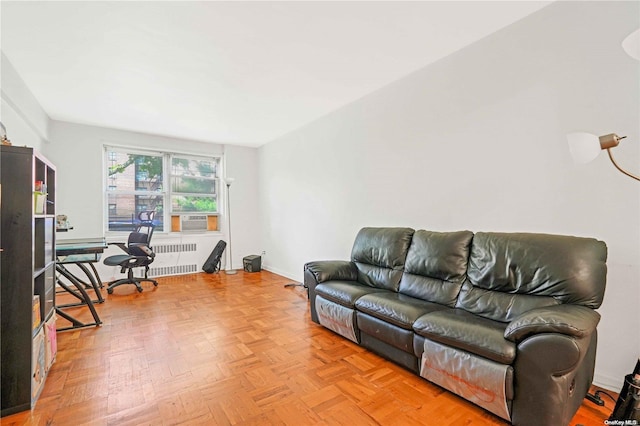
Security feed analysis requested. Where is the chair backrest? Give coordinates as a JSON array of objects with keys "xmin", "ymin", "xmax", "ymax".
[
  {"xmin": 128, "ymin": 231, "xmax": 151, "ymax": 245},
  {"xmin": 138, "ymin": 210, "xmax": 155, "ymax": 222},
  {"xmin": 127, "ymin": 228, "xmax": 155, "ymax": 258},
  {"xmin": 135, "ymin": 223, "xmax": 155, "ymax": 242},
  {"xmin": 135, "ymin": 210, "xmax": 156, "ymax": 240}
]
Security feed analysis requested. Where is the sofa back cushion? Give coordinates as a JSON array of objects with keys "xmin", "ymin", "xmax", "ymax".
[
  {"xmin": 351, "ymin": 227, "xmax": 415, "ymax": 291},
  {"xmin": 398, "ymin": 230, "xmax": 473, "ymax": 306},
  {"xmin": 458, "ymin": 232, "xmax": 607, "ymax": 322}
]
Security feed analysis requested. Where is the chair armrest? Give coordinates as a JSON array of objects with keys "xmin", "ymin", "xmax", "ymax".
[
  {"xmin": 129, "ymin": 243, "xmax": 155, "ymax": 258},
  {"xmin": 504, "ymin": 305, "xmax": 600, "ymax": 343},
  {"xmin": 108, "ymin": 242, "xmax": 128, "ymax": 253},
  {"xmin": 304, "ymin": 260, "xmax": 358, "ymax": 283}
]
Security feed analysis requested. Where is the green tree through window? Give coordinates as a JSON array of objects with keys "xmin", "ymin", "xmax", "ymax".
[{"xmin": 171, "ymin": 156, "xmax": 218, "ymax": 214}]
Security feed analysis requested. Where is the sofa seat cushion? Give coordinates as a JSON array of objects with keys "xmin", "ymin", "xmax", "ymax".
[
  {"xmin": 357, "ymin": 312, "xmax": 416, "ymax": 356},
  {"xmin": 315, "ymin": 281, "xmax": 386, "ymax": 308},
  {"xmin": 413, "ymin": 309, "xmax": 515, "ymax": 364},
  {"xmin": 355, "ymin": 292, "xmax": 449, "ymax": 330}
]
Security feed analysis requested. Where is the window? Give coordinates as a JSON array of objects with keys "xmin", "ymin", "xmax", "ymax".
[
  {"xmin": 105, "ymin": 146, "xmax": 220, "ymax": 232},
  {"xmin": 170, "ymin": 156, "xmax": 218, "ymax": 213}
]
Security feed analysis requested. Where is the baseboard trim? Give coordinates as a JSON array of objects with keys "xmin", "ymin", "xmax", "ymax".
[
  {"xmin": 593, "ymin": 372, "xmax": 624, "ymax": 392},
  {"xmin": 262, "ymin": 265, "xmax": 300, "ymax": 282}
]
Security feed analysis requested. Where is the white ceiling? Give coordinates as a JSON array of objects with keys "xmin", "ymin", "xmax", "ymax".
[{"xmin": 1, "ymin": 1, "xmax": 551, "ymax": 147}]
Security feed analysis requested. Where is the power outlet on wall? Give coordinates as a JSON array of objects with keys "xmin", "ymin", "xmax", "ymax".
[{"xmin": 261, "ymin": 251, "xmax": 266, "ymax": 256}]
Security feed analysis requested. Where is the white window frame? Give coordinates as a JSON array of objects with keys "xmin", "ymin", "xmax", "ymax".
[{"xmin": 104, "ymin": 145, "xmax": 221, "ymax": 234}]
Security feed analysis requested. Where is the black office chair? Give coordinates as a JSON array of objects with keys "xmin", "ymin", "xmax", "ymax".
[{"xmin": 104, "ymin": 222, "xmax": 158, "ymax": 294}]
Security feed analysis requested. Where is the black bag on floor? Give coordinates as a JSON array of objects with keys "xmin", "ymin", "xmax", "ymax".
[{"xmin": 202, "ymin": 240, "xmax": 227, "ymax": 273}]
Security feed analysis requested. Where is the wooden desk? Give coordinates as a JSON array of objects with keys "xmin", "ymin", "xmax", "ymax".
[{"xmin": 55, "ymin": 238, "xmax": 107, "ymax": 331}]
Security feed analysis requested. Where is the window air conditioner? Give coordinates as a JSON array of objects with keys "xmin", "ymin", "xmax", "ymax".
[{"xmin": 180, "ymin": 215, "xmax": 208, "ymax": 232}]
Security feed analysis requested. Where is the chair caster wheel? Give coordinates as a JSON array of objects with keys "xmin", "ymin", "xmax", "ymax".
[
  {"xmin": 137, "ymin": 287, "xmax": 143, "ymax": 293},
  {"xmin": 107, "ymin": 288, "xmax": 113, "ymax": 294},
  {"xmin": 153, "ymin": 282, "xmax": 158, "ymax": 287}
]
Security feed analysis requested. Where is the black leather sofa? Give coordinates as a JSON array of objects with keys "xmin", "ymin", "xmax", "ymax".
[{"xmin": 304, "ymin": 227, "xmax": 607, "ymax": 426}]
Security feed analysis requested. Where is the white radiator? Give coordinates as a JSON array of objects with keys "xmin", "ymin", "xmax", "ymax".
[
  {"xmin": 147, "ymin": 242, "xmax": 200, "ymax": 277},
  {"xmin": 153, "ymin": 243, "xmax": 197, "ymax": 254},
  {"xmin": 148, "ymin": 264, "xmax": 198, "ymax": 276}
]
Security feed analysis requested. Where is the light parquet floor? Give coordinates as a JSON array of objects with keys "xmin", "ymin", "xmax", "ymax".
[{"xmin": 3, "ymin": 270, "xmax": 614, "ymax": 425}]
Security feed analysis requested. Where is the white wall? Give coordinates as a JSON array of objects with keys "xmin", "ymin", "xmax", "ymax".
[
  {"xmin": 224, "ymin": 143, "xmax": 262, "ymax": 269},
  {"xmin": 45, "ymin": 120, "xmax": 261, "ymax": 279},
  {"xmin": 258, "ymin": 1, "xmax": 640, "ymax": 391},
  {"xmin": 1, "ymin": 52, "xmax": 49, "ymax": 151}
]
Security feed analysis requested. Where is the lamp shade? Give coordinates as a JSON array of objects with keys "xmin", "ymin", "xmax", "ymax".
[
  {"xmin": 225, "ymin": 177, "xmax": 235, "ymax": 186},
  {"xmin": 622, "ymin": 29, "xmax": 640, "ymax": 61},
  {"xmin": 567, "ymin": 132, "xmax": 602, "ymax": 164}
]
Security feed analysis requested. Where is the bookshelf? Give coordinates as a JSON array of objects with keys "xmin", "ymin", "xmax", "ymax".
[{"xmin": 1, "ymin": 145, "xmax": 57, "ymax": 416}]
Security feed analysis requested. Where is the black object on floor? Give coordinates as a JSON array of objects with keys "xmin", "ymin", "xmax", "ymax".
[
  {"xmin": 243, "ymin": 255, "xmax": 262, "ymax": 272},
  {"xmin": 203, "ymin": 240, "xmax": 227, "ymax": 273},
  {"xmin": 284, "ymin": 282, "xmax": 308, "ymax": 299},
  {"xmin": 609, "ymin": 358, "xmax": 640, "ymax": 421}
]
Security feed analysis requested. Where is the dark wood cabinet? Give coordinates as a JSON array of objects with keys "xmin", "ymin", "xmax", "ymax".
[{"xmin": 1, "ymin": 145, "xmax": 56, "ymax": 416}]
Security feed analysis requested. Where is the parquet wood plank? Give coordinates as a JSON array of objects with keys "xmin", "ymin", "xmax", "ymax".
[{"xmin": 1, "ymin": 270, "xmax": 615, "ymax": 425}]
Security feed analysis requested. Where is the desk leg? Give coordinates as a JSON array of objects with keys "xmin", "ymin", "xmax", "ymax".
[
  {"xmin": 56, "ymin": 272, "xmax": 86, "ymax": 304},
  {"xmin": 76, "ymin": 263, "xmax": 104, "ymax": 303},
  {"xmin": 56, "ymin": 265, "xmax": 102, "ymax": 331},
  {"xmin": 55, "ymin": 308, "xmax": 87, "ymax": 330},
  {"xmin": 89, "ymin": 263, "xmax": 104, "ymax": 289},
  {"xmin": 56, "ymin": 263, "xmax": 104, "ymax": 305}
]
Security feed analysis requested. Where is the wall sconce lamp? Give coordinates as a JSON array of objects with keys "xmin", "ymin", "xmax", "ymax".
[
  {"xmin": 567, "ymin": 132, "xmax": 639, "ymax": 182},
  {"xmin": 568, "ymin": 29, "xmax": 640, "ymax": 182},
  {"xmin": 622, "ymin": 28, "xmax": 639, "ymax": 61}
]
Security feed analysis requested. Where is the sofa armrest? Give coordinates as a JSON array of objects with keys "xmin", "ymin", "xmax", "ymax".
[
  {"xmin": 304, "ymin": 260, "xmax": 357, "ymax": 324},
  {"xmin": 511, "ymin": 330, "xmax": 597, "ymax": 425},
  {"xmin": 504, "ymin": 305, "xmax": 600, "ymax": 343},
  {"xmin": 304, "ymin": 260, "xmax": 358, "ymax": 283}
]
